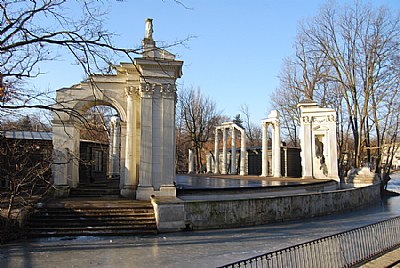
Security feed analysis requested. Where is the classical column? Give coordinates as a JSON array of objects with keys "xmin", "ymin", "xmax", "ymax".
[
  {"xmin": 188, "ymin": 149, "xmax": 195, "ymax": 174},
  {"xmin": 301, "ymin": 116, "xmax": 313, "ymax": 178},
  {"xmin": 261, "ymin": 122, "xmax": 269, "ymax": 176},
  {"xmin": 122, "ymin": 86, "xmax": 138, "ymax": 198},
  {"xmin": 283, "ymin": 146, "xmax": 288, "ymax": 177},
  {"xmin": 214, "ymin": 128, "xmax": 220, "ymax": 174},
  {"xmin": 138, "ymin": 84, "xmax": 153, "ymax": 189},
  {"xmin": 240, "ymin": 129, "xmax": 247, "ymax": 176},
  {"xmin": 222, "ymin": 127, "xmax": 228, "ymax": 174},
  {"xmin": 271, "ymin": 125, "xmax": 275, "ymax": 177},
  {"xmin": 108, "ymin": 120, "xmax": 115, "ymax": 177},
  {"xmin": 273, "ymin": 123, "xmax": 281, "ymax": 177},
  {"xmin": 206, "ymin": 154, "xmax": 213, "ymax": 173},
  {"xmin": 231, "ymin": 127, "xmax": 237, "ymax": 175},
  {"xmin": 119, "ymin": 122, "xmax": 127, "ymax": 188},
  {"xmin": 109, "ymin": 116, "xmax": 120, "ymax": 177}
]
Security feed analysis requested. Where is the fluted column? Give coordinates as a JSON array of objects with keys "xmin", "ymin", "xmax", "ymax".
[
  {"xmin": 214, "ymin": 128, "xmax": 220, "ymax": 174},
  {"xmin": 122, "ymin": 87, "xmax": 138, "ymax": 198},
  {"xmin": 261, "ymin": 122, "xmax": 269, "ymax": 176},
  {"xmin": 231, "ymin": 128, "xmax": 237, "ymax": 175},
  {"xmin": 222, "ymin": 127, "xmax": 228, "ymax": 174},
  {"xmin": 108, "ymin": 119, "xmax": 115, "ymax": 177},
  {"xmin": 301, "ymin": 116, "xmax": 313, "ymax": 178},
  {"xmin": 240, "ymin": 129, "xmax": 247, "ymax": 176},
  {"xmin": 271, "ymin": 125, "xmax": 275, "ymax": 177},
  {"xmin": 273, "ymin": 123, "xmax": 281, "ymax": 177}
]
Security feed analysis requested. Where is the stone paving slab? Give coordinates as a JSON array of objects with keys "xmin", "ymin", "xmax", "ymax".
[{"xmin": 361, "ymin": 247, "xmax": 400, "ymax": 267}]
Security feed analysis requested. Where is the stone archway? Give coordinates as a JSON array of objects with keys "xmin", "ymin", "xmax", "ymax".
[{"xmin": 51, "ymin": 20, "xmax": 183, "ymax": 200}]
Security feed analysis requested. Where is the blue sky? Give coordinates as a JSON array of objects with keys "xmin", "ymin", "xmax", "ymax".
[{"xmin": 32, "ymin": 0, "xmax": 400, "ymax": 124}]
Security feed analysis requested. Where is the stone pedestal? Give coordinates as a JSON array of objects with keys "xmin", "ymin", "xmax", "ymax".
[
  {"xmin": 52, "ymin": 185, "xmax": 70, "ymax": 198},
  {"xmin": 151, "ymin": 196, "xmax": 186, "ymax": 232},
  {"xmin": 345, "ymin": 167, "xmax": 379, "ymax": 187},
  {"xmin": 137, "ymin": 185, "xmax": 176, "ymax": 201}
]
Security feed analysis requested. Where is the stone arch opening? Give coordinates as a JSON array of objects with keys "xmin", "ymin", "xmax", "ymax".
[
  {"xmin": 78, "ymin": 105, "xmax": 121, "ymax": 185},
  {"xmin": 51, "ymin": 19, "xmax": 183, "ymax": 200}
]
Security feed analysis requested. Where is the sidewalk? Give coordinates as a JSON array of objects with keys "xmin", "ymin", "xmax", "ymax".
[{"xmin": 361, "ymin": 247, "xmax": 400, "ymax": 267}]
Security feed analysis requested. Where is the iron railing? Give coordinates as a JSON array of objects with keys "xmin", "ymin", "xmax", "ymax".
[{"xmin": 218, "ymin": 216, "xmax": 400, "ymax": 268}]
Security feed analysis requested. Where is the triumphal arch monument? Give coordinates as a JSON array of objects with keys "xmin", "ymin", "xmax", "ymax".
[{"xmin": 51, "ymin": 19, "xmax": 183, "ymax": 200}]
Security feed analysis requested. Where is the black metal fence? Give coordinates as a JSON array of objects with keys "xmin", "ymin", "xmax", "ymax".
[{"xmin": 218, "ymin": 216, "xmax": 400, "ymax": 268}]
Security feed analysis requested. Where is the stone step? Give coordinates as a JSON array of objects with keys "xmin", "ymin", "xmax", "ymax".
[
  {"xmin": 26, "ymin": 199, "xmax": 158, "ymax": 237},
  {"xmin": 31, "ymin": 212, "xmax": 154, "ymax": 218},
  {"xmin": 29, "ymin": 229, "xmax": 157, "ymax": 237},
  {"xmin": 28, "ymin": 217, "xmax": 155, "ymax": 224},
  {"xmin": 28, "ymin": 225, "xmax": 156, "ymax": 232},
  {"xmin": 33, "ymin": 208, "xmax": 153, "ymax": 213}
]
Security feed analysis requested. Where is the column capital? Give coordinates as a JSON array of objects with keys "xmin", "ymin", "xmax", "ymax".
[
  {"xmin": 139, "ymin": 82, "xmax": 156, "ymax": 97},
  {"xmin": 160, "ymin": 83, "xmax": 177, "ymax": 98},
  {"xmin": 302, "ymin": 115, "xmax": 312, "ymax": 124},
  {"xmin": 125, "ymin": 86, "xmax": 139, "ymax": 97}
]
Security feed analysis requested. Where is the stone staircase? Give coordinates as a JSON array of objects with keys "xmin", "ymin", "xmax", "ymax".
[
  {"xmin": 26, "ymin": 196, "xmax": 158, "ymax": 237},
  {"xmin": 69, "ymin": 178, "xmax": 120, "ymax": 197},
  {"xmin": 26, "ymin": 178, "xmax": 159, "ymax": 237}
]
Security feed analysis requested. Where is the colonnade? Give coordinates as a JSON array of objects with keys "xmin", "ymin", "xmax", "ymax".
[{"xmin": 214, "ymin": 122, "xmax": 247, "ymax": 175}]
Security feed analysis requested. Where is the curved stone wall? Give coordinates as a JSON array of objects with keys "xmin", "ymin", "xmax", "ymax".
[{"xmin": 182, "ymin": 183, "xmax": 381, "ymax": 230}]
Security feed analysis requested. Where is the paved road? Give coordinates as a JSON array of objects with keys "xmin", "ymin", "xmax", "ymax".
[{"xmin": 1, "ymin": 194, "xmax": 400, "ymax": 268}]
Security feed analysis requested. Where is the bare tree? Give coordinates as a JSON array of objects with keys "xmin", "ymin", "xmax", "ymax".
[
  {"xmin": 273, "ymin": 1, "xmax": 400, "ymax": 181},
  {"xmin": 300, "ymin": 2, "xmax": 400, "ymax": 168},
  {"xmin": 177, "ymin": 87, "xmax": 221, "ymax": 172},
  {"xmin": 0, "ymin": 0, "xmax": 191, "ymax": 119},
  {"xmin": 271, "ymin": 59, "xmax": 302, "ymax": 147},
  {"xmin": 240, "ymin": 104, "xmax": 261, "ymax": 147}
]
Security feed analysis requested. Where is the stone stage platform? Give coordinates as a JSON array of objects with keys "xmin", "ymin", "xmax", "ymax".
[{"xmin": 175, "ymin": 174, "xmax": 338, "ymax": 201}]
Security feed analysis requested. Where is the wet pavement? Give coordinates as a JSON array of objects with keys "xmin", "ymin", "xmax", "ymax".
[
  {"xmin": 175, "ymin": 174, "xmax": 318, "ymax": 189},
  {"xmin": 1, "ymin": 175, "xmax": 399, "ymax": 268}
]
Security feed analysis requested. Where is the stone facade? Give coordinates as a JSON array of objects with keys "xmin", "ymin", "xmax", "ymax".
[
  {"xmin": 297, "ymin": 100, "xmax": 339, "ymax": 181},
  {"xmin": 52, "ymin": 19, "xmax": 183, "ymax": 200}
]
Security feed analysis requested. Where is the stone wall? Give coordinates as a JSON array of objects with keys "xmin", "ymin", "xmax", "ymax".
[{"xmin": 183, "ymin": 184, "xmax": 381, "ymax": 230}]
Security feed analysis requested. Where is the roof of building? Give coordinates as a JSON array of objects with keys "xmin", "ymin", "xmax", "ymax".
[
  {"xmin": 0, "ymin": 131, "xmax": 52, "ymax": 141},
  {"xmin": 1, "ymin": 131, "xmax": 108, "ymax": 145}
]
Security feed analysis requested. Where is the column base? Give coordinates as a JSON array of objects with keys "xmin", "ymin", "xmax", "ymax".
[
  {"xmin": 52, "ymin": 185, "xmax": 70, "ymax": 198},
  {"xmin": 120, "ymin": 185, "xmax": 137, "ymax": 199},
  {"xmin": 136, "ymin": 185, "xmax": 176, "ymax": 201}
]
